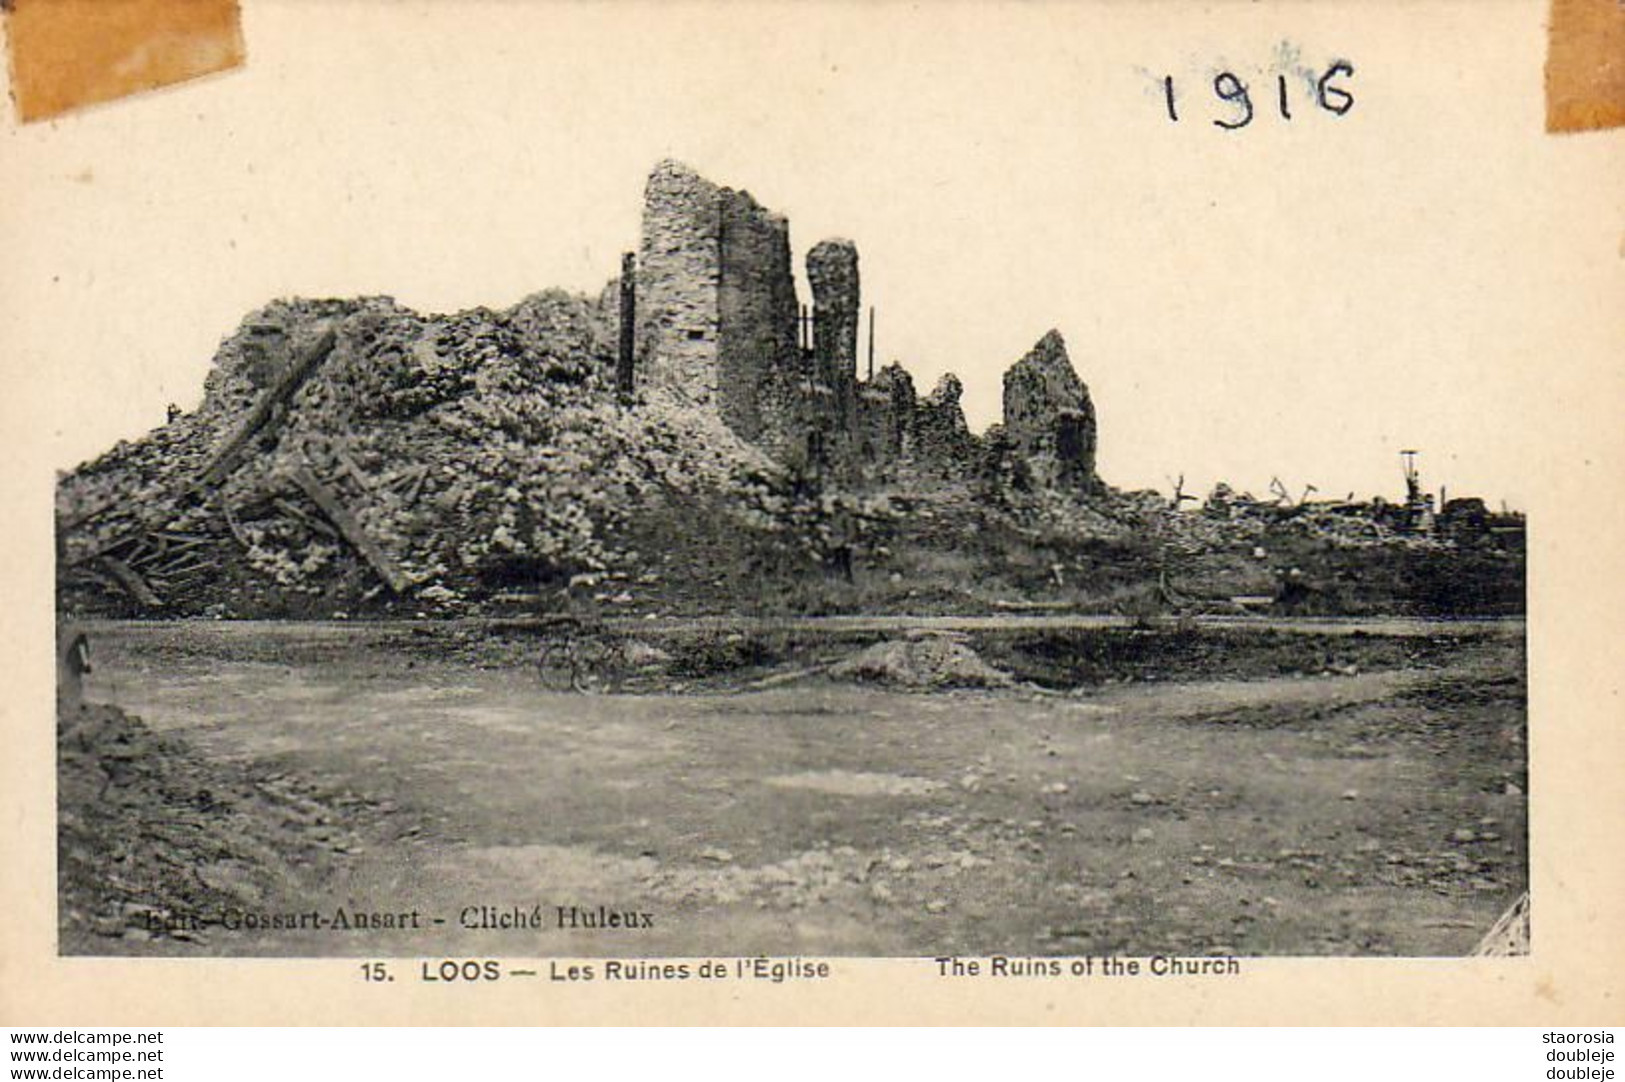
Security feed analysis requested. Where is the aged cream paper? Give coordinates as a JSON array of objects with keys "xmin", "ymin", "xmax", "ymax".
[{"xmin": 1, "ymin": 0, "xmax": 1621, "ymax": 1024}]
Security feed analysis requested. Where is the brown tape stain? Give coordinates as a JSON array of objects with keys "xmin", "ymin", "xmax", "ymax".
[
  {"xmin": 5, "ymin": 0, "xmax": 243, "ymax": 123},
  {"xmin": 1547, "ymin": 0, "xmax": 1625, "ymax": 133}
]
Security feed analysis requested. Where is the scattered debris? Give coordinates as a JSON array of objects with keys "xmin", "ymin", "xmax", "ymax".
[
  {"xmin": 58, "ymin": 700, "xmax": 367, "ymax": 951},
  {"xmin": 829, "ymin": 636, "xmax": 1015, "ymax": 689}
]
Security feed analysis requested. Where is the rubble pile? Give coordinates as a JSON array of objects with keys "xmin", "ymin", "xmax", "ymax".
[
  {"xmin": 57, "ymin": 700, "xmax": 362, "ymax": 950},
  {"xmin": 1200, "ymin": 484, "xmax": 1445, "ymax": 550},
  {"xmin": 57, "ymin": 291, "xmax": 789, "ymax": 616},
  {"xmin": 54, "ymin": 160, "xmax": 1523, "ymax": 621},
  {"xmin": 52, "ymin": 286, "xmax": 1151, "ymax": 621},
  {"xmin": 829, "ymin": 634, "xmax": 1016, "ymax": 689}
]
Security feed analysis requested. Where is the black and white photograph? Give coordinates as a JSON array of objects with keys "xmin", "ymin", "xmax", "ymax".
[
  {"xmin": 5, "ymin": 0, "xmax": 1621, "ymax": 1028},
  {"xmin": 53, "ymin": 171, "xmax": 1529, "ymax": 960}
]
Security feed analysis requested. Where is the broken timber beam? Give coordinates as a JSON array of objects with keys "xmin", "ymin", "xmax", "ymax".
[
  {"xmin": 153, "ymin": 531, "xmax": 210, "ymax": 548},
  {"xmin": 273, "ymin": 497, "xmax": 339, "ymax": 538},
  {"xmin": 334, "ymin": 444, "xmax": 374, "ymax": 492},
  {"xmin": 289, "ymin": 467, "xmax": 409, "ymax": 594},
  {"xmin": 152, "ymin": 555, "xmax": 216, "ymax": 580},
  {"xmin": 64, "ymin": 529, "xmax": 147, "ymax": 569},
  {"xmin": 197, "ymin": 327, "xmax": 338, "ymax": 489},
  {"xmin": 222, "ymin": 504, "xmax": 250, "ymax": 548},
  {"xmin": 402, "ymin": 467, "xmax": 429, "ymax": 506},
  {"xmin": 98, "ymin": 556, "xmax": 165, "ymax": 609}
]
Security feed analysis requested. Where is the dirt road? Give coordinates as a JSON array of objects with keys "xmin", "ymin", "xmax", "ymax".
[{"xmin": 74, "ymin": 621, "xmax": 1526, "ymax": 958}]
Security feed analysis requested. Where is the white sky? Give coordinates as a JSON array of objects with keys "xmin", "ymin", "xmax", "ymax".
[{"xmin": 3, "ymin": 1, "xmax": 1621, "ymax": 508}]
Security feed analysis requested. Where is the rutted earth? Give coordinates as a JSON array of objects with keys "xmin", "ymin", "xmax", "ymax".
[{"xmin": 65, "ymin": 621, "xmax": 1526, "ymax": 958}]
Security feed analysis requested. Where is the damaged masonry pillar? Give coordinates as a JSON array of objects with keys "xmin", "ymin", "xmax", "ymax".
[
  {"xmin": 617, "ymin": 251, "xmax": 636, "ymax": 402},
  {"xmin": 808, "ymin": 238, "xmax": 860, "ymax": 431},
  {"xmin": 807, "ymin": 239, "xmax": 859, "ymax": 391}
]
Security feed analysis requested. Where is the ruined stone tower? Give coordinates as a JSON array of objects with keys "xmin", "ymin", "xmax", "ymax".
[
  {"xmin": 1002, "ymin": 330, "xmax": 1098, "ymax": 491},
  {"xmin": 634, "ymin": 159, "xmax": 798, "ymax": 442},
  {"xmin": 626, "ymin": 161, "xmax": 1101, "ymax": 491}
]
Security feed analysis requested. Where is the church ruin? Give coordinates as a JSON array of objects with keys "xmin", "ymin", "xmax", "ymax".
[{"xmin": 623, "ymin": 159, "xmax": 1099, "ymax": 489}]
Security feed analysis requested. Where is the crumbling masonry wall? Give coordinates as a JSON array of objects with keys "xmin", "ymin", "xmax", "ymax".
[
  {"xmin": 717, "ymin": 191, "xmax": 799, "ymax": 442},
  {"xmin": 630, "ymin": 162, "xmax": 1103, "ymax": 494},
  {"xmin": 853, "ymin": 362, "xmax": 917, "ymax": 462},
  {"xmin": 915, "ymin": 373, "xmax": 975, "ymax": 474},
  {"xmin": 636, "ymin": 161, "xmax": 723, "ymax": 403},
  {"xmin": 635, "ymin": 159, "xmax": 799, "ymax": 443},
  {"xmin": 1002, "ymin": 330, "xmax": 1098, "ymax": 492}
]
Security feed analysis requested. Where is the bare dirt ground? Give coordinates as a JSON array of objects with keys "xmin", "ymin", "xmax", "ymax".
[{"xmin": 64, "ymin": 618, "xmax": 1526, "ymax": 958}]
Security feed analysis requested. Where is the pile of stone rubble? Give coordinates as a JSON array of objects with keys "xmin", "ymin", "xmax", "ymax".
[
  {"xmin": 56, "ymin": 291, "xmax": 788, "ymax": 616},
  {"xmin": 57, "ymin": 698, "xmax": 365, "ymax": 950}
]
